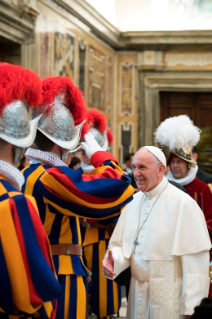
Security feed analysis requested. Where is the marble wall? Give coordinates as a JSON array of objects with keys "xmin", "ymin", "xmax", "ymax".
[
  {"xmin": 34, "ymin": 1, "xmax": 131, "ymax": 162},
  {"xmin": 2, "ymin": 1, "xmax": 212, "ymax": 164}
]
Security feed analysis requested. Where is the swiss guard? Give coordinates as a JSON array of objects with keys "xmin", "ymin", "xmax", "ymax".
[
  {"xmin": 22, "ymin": 76, "xmax": 134, "ymax": 319},
  {"xmin": 0, "ymin": 63, "xmax": 61, "ymax": 318},
  {"xmin": 155, "ymin": 114, "xmax": 212, "ymax": 297},
  {"xmin": 80, "ymin": 108, "xmax": 121, "ymax": 318}
]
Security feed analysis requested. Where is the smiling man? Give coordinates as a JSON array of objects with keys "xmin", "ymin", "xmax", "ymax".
[{"xmin": 102, "ymin": 146, "xmax": 211, "ymax": 319}]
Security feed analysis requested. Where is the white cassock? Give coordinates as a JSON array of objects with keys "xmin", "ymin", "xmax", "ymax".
[{"xmin": 104, "ymin": 176, "xmax": 211, "ymax": 319}]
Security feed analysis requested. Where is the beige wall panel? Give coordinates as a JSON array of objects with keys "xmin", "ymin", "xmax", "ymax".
[
  {"xmin": 116, "ymin": 53, "xmax": 138, "ymax": 162},
  {"xmin": 35, "ymin": 1, "xmax": 116, "ymax": 154},
  {"xmin": 164, "ymin": 51, "xmax": 212, "ymax": 70}
]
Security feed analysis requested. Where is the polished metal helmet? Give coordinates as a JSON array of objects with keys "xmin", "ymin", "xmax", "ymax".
[
  {"xmin": 155, "ymin": 115, "xmax": 200, "ymax": 166},
  {"xmin": 89, "ymin": 127, "xmax": 108, "ymax": 151},
  {"xmin": 86, "ymin": 109, "xmax": 109, "ymax": 151},
  {"xmin": 40, "ymin": 77, "xmax": 87, "ymax": 152},
  {"xmin": 0, "ymin": 63, "xmax": 42, "ymax": 148},
  {"xmin": 167, "ymin": 145, "xmax": 196, "ymax": 165},
  {"xmin": 38, "ymin": 96, "xmax": 84, "ymax": 151},
  {"xmin": 0, "ymin": 100, "xmax": 41, "ymax": 148}
]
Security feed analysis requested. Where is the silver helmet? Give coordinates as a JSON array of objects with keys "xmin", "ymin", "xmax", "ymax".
[
  {"xmin": 0, "ymin": 100, "xmax": 41, "ymax": 148},
  {"xmin": 38, "ymin": 96, "xmax": 84, "ymax": 151},
  {"xmin": 89, "ymin": 127, "xmax": 108, "ymax": 151},
  {"xmin": 0, "ymin": 63, "xmax": 43, "ymax": 149}
]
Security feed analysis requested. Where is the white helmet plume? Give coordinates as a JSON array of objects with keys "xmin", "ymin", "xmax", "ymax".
[{"xmin": 155, "ymin": 115, "xmax": 201, "ymax": 150}]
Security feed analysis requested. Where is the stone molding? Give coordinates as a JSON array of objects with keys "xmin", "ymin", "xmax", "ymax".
[
  {"xmin": 0, "ymin": 0, "xmax": 39, "ymax": 43},
  {"xmin": 138, "ymin": 51, "xmax": 163, "ymax": 70},
  {"xmin": 44, "ymin": 2, "xmax": 212, "ymax": 50},
  {"xmin": 1, "ymin": 0, "xmax": 212, "ymax": 51},
  {"xmin": 120, "ymin": 30, "xmax": 212, "ymax": 50},
  {"xmin": 53, "ymin": 0, "xmax": 120, "ymax": 47},
  {"xmin": 164, "ymin": 52, "xmax": 212, "ymax": 68}
]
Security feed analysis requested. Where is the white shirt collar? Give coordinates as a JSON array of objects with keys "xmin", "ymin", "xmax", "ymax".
[
  {"xmin": 25, "ymin": 148, "xmax": 67, "ymax": 167},
  {"xmin": 81, "ymin": 161, "xmax": 95, "ymax": 173},
  {"xmin": 144, "ymin": 176, "xmax": 168, "ymax": 198},
  {"xmin": 0, "ymin": 160, "xmax": 24, "ymax": 190},
  {"xmin": 167, "ymin": 166, "xmax": 198, "ymax": 186},
  {"xmin": 125, "ymin": 167, "xmax": 133, "ymax": 174}
]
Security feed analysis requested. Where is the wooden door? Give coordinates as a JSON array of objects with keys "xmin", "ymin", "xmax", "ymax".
[{"xmin": 160, "ymin": 92, "xmax": 212, "ymax": 173}]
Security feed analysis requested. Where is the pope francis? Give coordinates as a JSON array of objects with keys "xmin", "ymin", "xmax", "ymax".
[{"xmin": 102, "ymin": 146, "xmax": 211, "ymax": 319}]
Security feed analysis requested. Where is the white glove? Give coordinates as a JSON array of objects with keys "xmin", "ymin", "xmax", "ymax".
[{"xmin": 81, "ymin": 132, "xmax": 102, "ymax": 159}]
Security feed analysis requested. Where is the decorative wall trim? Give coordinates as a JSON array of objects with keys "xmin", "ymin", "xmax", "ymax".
[
  {"xmin": 120, "ymin": 63, "xmax": 134, "ymax": 116},
  {"xmin": 88, "ymin": 46, "xmax": 106, "ymax": 111},
  {"xmin": 106, "ymin": 56, "xmax": 114, "ymax": 114},
  {"xmin": 78, "ymin": 39, "xmax": 87, "ymax": 93},
  {"xmin": 164, "ymin": 52, "xmax": 212, "ymax": 69},
  {"xmin": 119, "ymin": 122, "xmax": 133, "ymax": 166}
]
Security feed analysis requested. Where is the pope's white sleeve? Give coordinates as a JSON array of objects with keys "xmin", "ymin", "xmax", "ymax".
[
  {"xmin": 104, "ymin": 247, "xmax": 131, "ymax": 279},
  {"xmin": 103, "ymin": 206, "xmax": 131, "ymax": 279},
  {"xmin": 181, "ymin": 250, "xmax": 210, "ymax": 315}
]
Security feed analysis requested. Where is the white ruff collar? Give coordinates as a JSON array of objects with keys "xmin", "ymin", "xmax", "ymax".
[
  {"xmin": 167, "ymin": 166, "xmax": 198, "ymax": 186},
  {"xmin": 25, "ymin": 148, "xmax": 67, "ymax": 167},
  {"xmin": 0, "ymin": 160, "xmax": 25, "ymax": 190},
  {"xmin": 81, "ymin": 161, "xmax": 95, "ymax": 173}
]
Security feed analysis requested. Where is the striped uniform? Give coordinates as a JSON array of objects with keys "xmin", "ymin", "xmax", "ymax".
[
  {"xmin": 22, "ymin": 151, "xmax": 134, "ymax": 319},
  {"xmin": 81, "ymin": 222, "xmax": 121, "ymax": 319},
  {"xmin": 0, "ymin": 176, "xmax": 61, "ymax": 319},
  {"xmin": 81, "ymin": 165, "xmax": 122, "ymax": 318}
]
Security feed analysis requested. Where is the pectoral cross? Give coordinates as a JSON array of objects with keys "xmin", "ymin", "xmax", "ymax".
[{"xmin": 133, "ymin": 236, "xmax": 139, "ymax": 254}]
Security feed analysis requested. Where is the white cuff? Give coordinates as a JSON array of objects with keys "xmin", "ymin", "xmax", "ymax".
[
  {"xmin": 109, "ymin": 247, "xmax": 130, "ymax": 279},
  {"xmin": 181, "ymin": 274, "xmax": 210, "ymax": 315}
]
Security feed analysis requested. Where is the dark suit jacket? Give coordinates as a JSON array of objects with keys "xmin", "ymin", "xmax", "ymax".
[
  {"xmin": 197, "ymin": 167, "xmax": 212, "ymax": 184},
  {"xmin": 191, "ymin": 298, "xmax": 212, "ymax": 319},
  {"xmin": 123, "ymin": 171, "xmax": 137, "ymax": 189},
  {"xmin": 169, "ymin": 181, "xmax": 188, "ymax": 193}
]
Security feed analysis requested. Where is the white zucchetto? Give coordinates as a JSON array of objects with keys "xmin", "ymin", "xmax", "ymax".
[{"xmin": 141, "ymin": 146, "xmax": 167, "ymax": 167}]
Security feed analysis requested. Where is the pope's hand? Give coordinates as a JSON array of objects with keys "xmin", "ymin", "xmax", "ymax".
[
  {"xmin": 102, "ymin": 250, "xmax": 116, "ymax": 278},
  {"xmin": 81, "ymin": 132, "xmax": 102, "ymax": 159}
]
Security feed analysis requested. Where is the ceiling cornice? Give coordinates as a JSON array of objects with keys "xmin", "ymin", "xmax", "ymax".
[
  {"xmin": 52, "ymin": 2, "xmax": 212, "ymax": 51},
  {"xmin": 53, "ymin": 0, "xmax": 121, "ymax": 47},
  {"xmin": 120, "ymin": 30, "xmax": 212, "ymax": 51}
]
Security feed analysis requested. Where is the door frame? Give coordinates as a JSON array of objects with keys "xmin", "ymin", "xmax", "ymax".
[{"xmin": 137, "ymin": 69, "xmax": 212, "ymax": 147}]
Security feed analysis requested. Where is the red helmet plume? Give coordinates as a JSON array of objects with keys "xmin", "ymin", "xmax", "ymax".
[
  {"xmin": 42, "ymin": 76, "xmax": 87, "ymax": 128},
  {"xmin": 0, "ymin": 63, "xmax": 42, "ymax": 115},
  {"xmin": 107, "ymin": 129, "xmax": 113, "ymax": 146},
  {"xmin": 86, "ymin": 108, "xmax": 107, "ymax": 133}
]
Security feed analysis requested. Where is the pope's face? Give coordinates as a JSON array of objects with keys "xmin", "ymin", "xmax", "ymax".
[
  {"xmin": 170, "ymin": 155, "xmax": 188, "ymax": 179},
  {"xmin": 132, "ymin": 149, "xmax": 165, "ymax": 192}
]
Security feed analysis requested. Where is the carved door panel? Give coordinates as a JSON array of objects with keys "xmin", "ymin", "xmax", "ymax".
[{"xmin": 160, "ymin": 92, "xmax": 212, "ymax": 173}]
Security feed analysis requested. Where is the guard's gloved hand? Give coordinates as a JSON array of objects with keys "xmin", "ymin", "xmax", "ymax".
[{"xmin": 81, "ymin": 132, "xmax": 102, "ymax": 159}]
